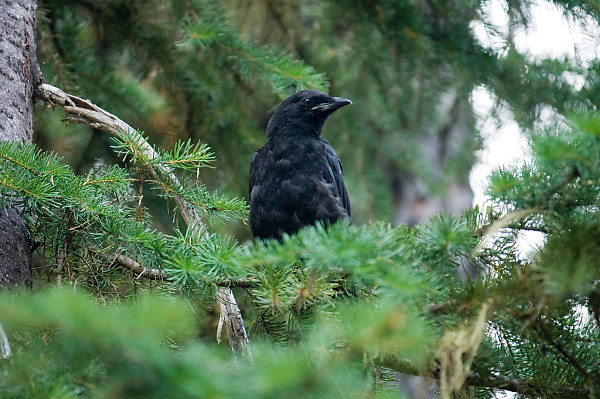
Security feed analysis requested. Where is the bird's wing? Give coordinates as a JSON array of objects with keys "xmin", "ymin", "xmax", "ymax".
[
  {"xmin": 249, "ymin": 148, "xmax": 261, "ymax": 196},
  {"xmin": 322, "ymin": 141, "xmax": 351, "ymax": 219}
]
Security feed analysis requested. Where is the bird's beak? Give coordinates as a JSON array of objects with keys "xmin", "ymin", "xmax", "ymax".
[{"xmin": 312, "ymin": 97, "xmax": 352, "ymax": 113}]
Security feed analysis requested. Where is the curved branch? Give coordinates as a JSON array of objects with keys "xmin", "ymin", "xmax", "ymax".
[{"xmin": 36, "ymin": 83, "xmax": 250, "ymax": 356}]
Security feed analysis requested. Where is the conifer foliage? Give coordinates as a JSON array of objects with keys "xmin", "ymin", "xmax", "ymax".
[
  {"xmin": 1, "ymin": 0, "xmax": 600, "ymax": 398},
  {"xmin": 3, "ymin": 113, "xmax": 600, "ymax": 396}
]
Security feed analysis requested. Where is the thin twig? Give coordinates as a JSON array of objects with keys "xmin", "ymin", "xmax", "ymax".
[
  {"xmin": 536, "ymin": 322, "xmax": 592, "ymax": 381},
  {"xmin": 56, "ymin": 207, "xmax": 74, "ymax": 286},
  {"xmin": 428, "ymin": 300, "xmax": 459, "ymax": 315}
]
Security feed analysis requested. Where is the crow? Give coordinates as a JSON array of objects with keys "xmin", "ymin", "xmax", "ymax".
[{"xmin": 249, "ymin": 90, "xmax": 352, "ymax": 240}]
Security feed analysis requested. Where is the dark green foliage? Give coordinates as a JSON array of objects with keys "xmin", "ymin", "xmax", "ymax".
[
  {"xmin": 0, "ymin": 288, "xmax": 430, "ymax": 398},
  {"xmin": 0, "ymin": 138, "xmax": 247, "ymax": 300},
  {"xmin": 3, "ymin": 0, "xmax": 600, "ymax": 397},
  {"xmin": 179, "ymin": 6, "xmax": 329, "ymax": 94},
  {"xmin": 0, "ymin": 133, "xmax": 465, "ymax": 396},
  {"xmin": 5, "ymin": 111, "xmax": 600, "ymax": 396},
  {"xmin": 36, "ymin": 0, "xmax": 600, "ymax": 229}
]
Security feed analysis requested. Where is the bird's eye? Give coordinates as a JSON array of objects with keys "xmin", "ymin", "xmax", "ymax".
[{"xmin": 302, "ymin": 98, "xmax": 313, "ymax": 107}]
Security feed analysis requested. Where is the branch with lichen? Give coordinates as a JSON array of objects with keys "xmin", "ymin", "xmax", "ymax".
[{"xmin": 36, "ymin": 83, "xmax": 250, "ymax": 356}]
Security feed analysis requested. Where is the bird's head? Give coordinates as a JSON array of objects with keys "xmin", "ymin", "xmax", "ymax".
[{"xmin": 266, "ymin": 90, "xmax": 352, "ymax": 138}]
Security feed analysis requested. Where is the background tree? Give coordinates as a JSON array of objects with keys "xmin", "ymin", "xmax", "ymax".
[
  {"xmin": 35, "ymin": 0, "xmax": 596, "ymax": 230},
  {"xmin": 1, "ymin": 0, "xmax": 600, "ymax": 398},
  {"xmin": 0, "ymin": 0, "xmax": 42, "ymax": 286}
]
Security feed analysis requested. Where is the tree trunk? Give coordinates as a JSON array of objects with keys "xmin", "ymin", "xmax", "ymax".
[
  {"xmin": 390, "ymin": 91, "xmax": 474, "ymax": 399},
  {"xmin": 0, "ymin": 0, "xmax": 42, "ymax": 287},
  {"xmin": 393, "ymin": 90, "xmax": 474, "ymax": 227}
]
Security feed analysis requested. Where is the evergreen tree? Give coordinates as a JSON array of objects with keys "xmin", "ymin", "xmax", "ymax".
[
  {"xmin": 0, "ymin": 0, "xmax": 40, "ymax": 286},
  {"xmin": 0, "ymin": 0, "xmax": 599, "ymax": 398}
]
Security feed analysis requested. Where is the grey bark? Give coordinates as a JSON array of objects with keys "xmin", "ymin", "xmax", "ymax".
[
  {"xmin": 0, "ymin": 0, "xmax": 42, "ymax": 286},
  {"xmin": 0, "ymin": 206, "xmax": 32, "ymax": 286},
  {"xmin": 393, "ymin": 90, "xmax": 474, "ymax": 227}
]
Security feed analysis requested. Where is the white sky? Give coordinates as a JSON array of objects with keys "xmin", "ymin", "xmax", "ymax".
[
  {"xmin": 469, "ymin": 0, "xmax": 600, "ymax": 257},
  {"xmin": 468, "ymin": 2, "xmax": 599, "ymax": 397}
]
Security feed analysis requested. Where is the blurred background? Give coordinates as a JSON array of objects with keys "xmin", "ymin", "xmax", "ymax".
[{"xmin": 34, "ymin": 0, "xmax": 600, "ymax": 242}]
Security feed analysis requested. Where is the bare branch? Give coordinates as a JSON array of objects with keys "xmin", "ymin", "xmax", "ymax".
[
  {"xmin": 217, "ymin": 287, "xmax": 252, "ymax": 360},
  {"xmin": 0, "ymin": 321, "xmax": 10, "ymax": 359},
  {"xmin": 92, "ymin": 249, "xmax": 168, "ymax": 280},
  {"xmin": 37, "ymin": 83, "xmax": 205, "ymax": 230},
  {"xmin": 36, "ymin": 83, "xmax": 250, "ymax": 355},
  {"xmin": 92, "ymin": 248, "xmax": 255, "ymax": 288}
]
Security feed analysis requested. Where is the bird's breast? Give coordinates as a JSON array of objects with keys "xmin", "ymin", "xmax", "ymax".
[{"xmin": 249, "ymin": 136, "xmax": 348, "ymax": 239}]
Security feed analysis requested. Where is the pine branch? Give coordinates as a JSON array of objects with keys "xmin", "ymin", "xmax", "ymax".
[
  {"xmin": 36, "ymin": 83, "xmax": 250, "ymax": 356},
  {"xmin": 180, "ymin": 2, "xmax": 329, "ymax": 95},
  {"xmin": 36, "ymin": 84, "xmax": 204, "ymax": 229},
  {"xmin": 378, "ymin": 356, "xmax": 590, "ymax": 397},
  {"xmin": 464, "ymin": 371, "xmax": 589, "ymax": 398},
  {"xmin": 0, "ymin": 321, "xmax": 10, "ymax": 360},
  {"xmin": 536, "ymin": 322, "xmax": 593, "ymax": 381},
  {"xmin": 91, "ymin": 248, "xmax": 168, "ymax": 280},
  {"xmin": 93, "ymin": 247, "xmax": 254, "ymax": 288}
]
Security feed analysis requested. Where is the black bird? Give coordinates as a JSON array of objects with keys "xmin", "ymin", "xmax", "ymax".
[{"xmin": 249, "ymin": 90, "xmax": 352, "ymax": 240}]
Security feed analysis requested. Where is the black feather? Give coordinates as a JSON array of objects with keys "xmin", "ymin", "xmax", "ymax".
[{"xmin": 249, "ymin": 90, "xmax": 351, "ymax": 240}]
